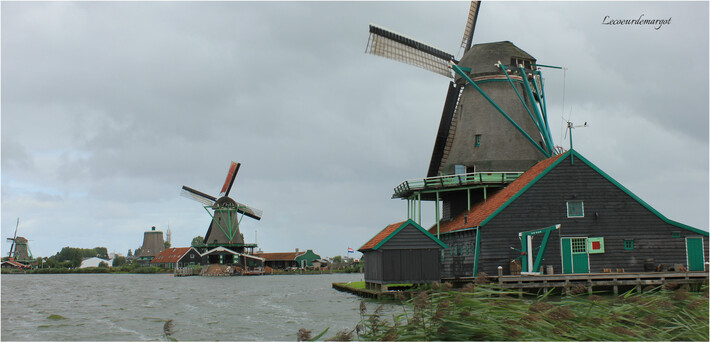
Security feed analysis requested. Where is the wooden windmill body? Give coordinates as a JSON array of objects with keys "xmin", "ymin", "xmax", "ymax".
[{"xmin": 368, "ymin": 1, "xmax": 561, "ymax": 225}]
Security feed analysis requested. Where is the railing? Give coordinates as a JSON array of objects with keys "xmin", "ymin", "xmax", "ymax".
[{"xmin": 393, "ymin": 171, "xmax": 524, "ymax": 197}]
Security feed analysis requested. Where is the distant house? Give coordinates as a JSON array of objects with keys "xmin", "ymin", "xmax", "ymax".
[
  {"xmin": 312, "ymin": 259, "xmax": 329, "ymax": 269},
  {"xmin": 256, "ymin": 251, "xmax": 303, "ymax": 269},
  {"xmin": 360, "ymin": 219, "xmax": 448, "ymax": 291},
  {"xmin": 79, "ymin": 257, "xmax": 111, "ymax": 268},
  {"xmin": 1, "ymin": 259, "xmax": 32, "ymax": 269},
  {"xmin": 150, "ymin": 247, "xmax": 201, "ymax": 269},
  {"xmin": 295, "ymin": 250, "xmax": 322, "ymax": 268},
  {"xmin": 431, "ymin": 149, "xmax": 709, "ymax": 277}
]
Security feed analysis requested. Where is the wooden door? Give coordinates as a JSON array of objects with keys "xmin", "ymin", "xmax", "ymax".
[
  {"xmin": 561, "ymin": 237, "xmax": 589, "ymax": 274},
  {"xmin": 686, "ymin": 237, "xmax": 705, "ymax": 271}
]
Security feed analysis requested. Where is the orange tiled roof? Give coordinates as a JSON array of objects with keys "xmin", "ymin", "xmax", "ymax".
[
  {"xmin": 255, "ymin": 252, "xmax": 304, "ymax": 261},
  {"xmin": 150, "ymin": 247, "xmax": 193, "ymax": 264},
  {"xmin": 359, "ymin": 220, "xmax": 407, "ymax": 252},
  {"xmin": 431, "ymin": 153, "xmax": 567, "ymax": 235}
]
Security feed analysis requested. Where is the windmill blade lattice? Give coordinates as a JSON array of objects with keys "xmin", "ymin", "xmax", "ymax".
[
  {"xmin": 181, "ymin": 186, "xmax": 216, "ymax": 206},
  {"xmin": 460, "ymin": 1, "xmax": 481, "ymax": 52},
  {"xmin": 234, "ymin": 201, "xmax": 263, "ymax": 221},
  {"xmin": 366, "ymin": 24, "xmax": 455, "ymax": 78}
]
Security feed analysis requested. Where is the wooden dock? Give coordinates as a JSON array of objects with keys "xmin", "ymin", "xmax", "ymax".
[
  {"xmin": 334, "ymin": 272, "xmax": 708, "ymax": 299},
  {"xmin": 444, "ymin": 271, "xmax": 709, "ymax": 295}
]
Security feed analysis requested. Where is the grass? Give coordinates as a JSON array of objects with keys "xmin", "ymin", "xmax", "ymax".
[{"xmin": 310, "ymin": 283, "xmax": 709, "ymax": 341}]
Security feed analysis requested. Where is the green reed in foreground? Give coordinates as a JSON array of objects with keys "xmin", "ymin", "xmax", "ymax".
[{"xmin": 307, "ymin": 283, "xmax": 708, "ymax": 341}]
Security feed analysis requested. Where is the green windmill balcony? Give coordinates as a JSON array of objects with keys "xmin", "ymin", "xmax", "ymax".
[{"xmin": 392, "ymin": 171, "xmax": 523, "ymax": 200}]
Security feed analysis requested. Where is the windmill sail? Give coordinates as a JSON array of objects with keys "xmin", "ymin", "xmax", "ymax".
[
  {"xmin": 460, "ymin": 1, "xmax": 482, "ymax": 52},
  {"xmin": 181, "ymin": 186, "xmax": 217, "ymax": 206},
  {"xmin": 234, "ymin": 201, "xmax": 263, "ymax": 221},
  {"xmin": 219, "ymin": 162, "xmax": 241, "ymax": 197},
  {"xmin": 366, "ymin": 24, "xmax": 454, "ymax": 78},
  {"xmin": 427, "ymin": 82, "xmax": 463, "ymax": 177}
]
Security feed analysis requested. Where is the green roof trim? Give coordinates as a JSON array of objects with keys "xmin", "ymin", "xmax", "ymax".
[
  {"xmin": 477, "ymin": 149, "xmax": 707, "ymax": 237},
  {"xmin": 373, "ymin": 219, "xmax": 449, "ymax": 250},
  {"xmin": 570, "ymin": 151, "xmax": 708, "ymax": 237}
]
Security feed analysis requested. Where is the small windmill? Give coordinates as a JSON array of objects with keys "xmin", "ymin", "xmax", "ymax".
[
  {"xmin": 366, "ymin": 1, "xmax": 562, "ymax": 177},
  {"xmin": 181, "ymin": 162, "xmax": 262, "ymax": 252},
  {"xmin": 6, "ymin": 218, "xmax": 33, "ymax": 263}
]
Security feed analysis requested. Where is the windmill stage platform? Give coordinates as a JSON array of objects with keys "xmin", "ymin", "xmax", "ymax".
[{"xmin": 392, "ymin": 171, "xmax": 523, "ymax": 199}]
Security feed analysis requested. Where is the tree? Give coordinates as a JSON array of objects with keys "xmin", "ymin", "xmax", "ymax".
[
  {"xmin": 127, "ymin": 249, "xmax": 133, "ymax": 258},
  {"xmin": 98, "ymin": 261, "xmax": 109, "ymax": 268},
  {"xmin": 191, "ymin": 236, "xmax": 204, "ymax": 247},
  {"xmin": 164, "ymin": 241, "xmax": 171, "ymax": 248},
  {"xmin": 333, "ymin": 255, "xmax": 343, "ymax": 263},
  {"xmin": 112, "ymin": 256, "xmax": 127, "ymax": 267},
  {"xmin": 134, "ymin": 247, "xmax": 142, "ymax": 258}
]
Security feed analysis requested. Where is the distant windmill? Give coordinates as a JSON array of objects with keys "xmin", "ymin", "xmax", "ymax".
[
  {"xmin": 137, "ymin": 226, "xmax": 165, "ymax": 264},
  {"xmin": 366, "ymin": 1, "xmax": 561, "ymax": 177},
  {"xmin": 6, "ymin": 218, "xmax": 33, "ymax": 263},
  {"xmin": 181, "ymin": 162, "xmax": 262, "ymax": 253}
]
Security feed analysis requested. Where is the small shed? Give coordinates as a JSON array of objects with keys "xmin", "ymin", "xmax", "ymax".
[{"xmin": 359, "ymin": 219, "xmax": 448, "ymax": 291}]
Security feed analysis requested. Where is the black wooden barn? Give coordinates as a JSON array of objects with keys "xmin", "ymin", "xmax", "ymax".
[
  {"xmin": 432, "ymin": 149, "xmax": 709, "ymax": 278},
  {"xmin": 201, "ymin": 246, "xmax": 265, "ymax": 272},
  {"xmin": 359, "ymin": 220, "xmax": 448, "ymax": 290}
]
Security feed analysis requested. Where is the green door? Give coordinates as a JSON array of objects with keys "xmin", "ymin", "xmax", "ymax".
[
  {"xmin": 686, "ymin": 237, "xmax": 705, "ymax": 271},
  {"xmin": 561, "ymin": 237, "xmax": 589, "ymax": 274}
]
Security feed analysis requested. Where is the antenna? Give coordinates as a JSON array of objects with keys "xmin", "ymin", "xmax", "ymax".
[{"xmin": 564, "ymin": 120, "xmax": 588, "ymax": 151}]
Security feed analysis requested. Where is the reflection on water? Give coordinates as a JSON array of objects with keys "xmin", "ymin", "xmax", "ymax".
[{"xmin": 1, "ymin": 273, "xmax": 398, "ymax": 341}]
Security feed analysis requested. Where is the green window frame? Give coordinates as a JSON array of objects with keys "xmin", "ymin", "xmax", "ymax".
[
  {"xmin": 475, "ymin": 134, "xmax": 481, "ymax": 147},
  {"xmin": 672, "ymin": 231, "xmax": 681, "ymax": 238},
  {"xmin": 566, "ymin": 201, "xmax": 584, "ymax": 218},
  {"xmin": 624, "ymin": 239, "xmax": 634, "ymax": 250}
]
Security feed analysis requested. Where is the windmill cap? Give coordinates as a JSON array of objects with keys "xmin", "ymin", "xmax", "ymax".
[{"xmin": 457, "ymin": 41, "xmax": 536, "ymax": 77}]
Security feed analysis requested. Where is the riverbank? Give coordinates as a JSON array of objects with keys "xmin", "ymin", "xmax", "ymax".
[{"xmin": 315, "ymin": 283, "xmax": 709, "ymax": 341}]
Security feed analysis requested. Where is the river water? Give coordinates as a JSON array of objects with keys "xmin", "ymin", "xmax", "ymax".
[{"xmin": 1, "ymin": 273, "xmax": 397, "ymax": 341}]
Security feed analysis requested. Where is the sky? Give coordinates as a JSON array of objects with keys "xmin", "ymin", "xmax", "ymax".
[{"xmin": 2, "ymin": 1, "xmax": 708, "ymax": 259}]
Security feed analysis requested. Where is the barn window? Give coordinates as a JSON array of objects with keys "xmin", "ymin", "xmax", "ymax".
[
  {"xmin": 566, "ymin": 201, "xmax": 584, "ymax": 218},
  {"xmin": 672, "ymin": 231, "xmax": 681, "ymax": 238},
  {"xmin": 624, "ymin": 240, "xmax": 634, "ymax": 250},
  {"xmin": 475, "ymin": 134, "xmax": 482, "ymax": 147}
]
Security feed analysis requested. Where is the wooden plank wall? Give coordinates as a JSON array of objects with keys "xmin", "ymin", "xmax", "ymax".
[{"xmin": 475, "ymin": 156, "xmax": 708, "ymax": 275}]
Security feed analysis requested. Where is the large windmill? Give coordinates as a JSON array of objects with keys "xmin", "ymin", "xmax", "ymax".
[
  {"xmin": 368, "ymin": 1, "xmax": 562, "ymax": 227},
  {"xmin": 367, "ymin": 1, "xmax": 558, "ymax": 177},
  {"xmin": 6, "ymin": 218, "xmax": 33, "ymax": 263},
  {"xmin": 181, "ymin": 162, "xmax": 262, "ymax": 253}
]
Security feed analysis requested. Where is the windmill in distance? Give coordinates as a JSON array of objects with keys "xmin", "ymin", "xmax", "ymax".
[
  {"xmin": 181, "ymin": 161, "xmax": 262, "ymax": 254},
  {"xmin": 6, "ymin": 218, "xmax": 33, "ymax": 264}
]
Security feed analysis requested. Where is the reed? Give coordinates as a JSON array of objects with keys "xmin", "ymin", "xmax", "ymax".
[{"xmin": 319, "ymin": 284, "xmax": 709, "ymax": 341}]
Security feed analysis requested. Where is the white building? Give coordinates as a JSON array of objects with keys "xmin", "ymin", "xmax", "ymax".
[{"xmin": 79, "ymin": 257, "xmax": 111, "ymax": 268}]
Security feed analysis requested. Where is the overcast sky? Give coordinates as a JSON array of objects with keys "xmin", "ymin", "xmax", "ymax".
[{"xmin": 2, "ymin": 1, "xmax": 708, "ymax": 259}]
